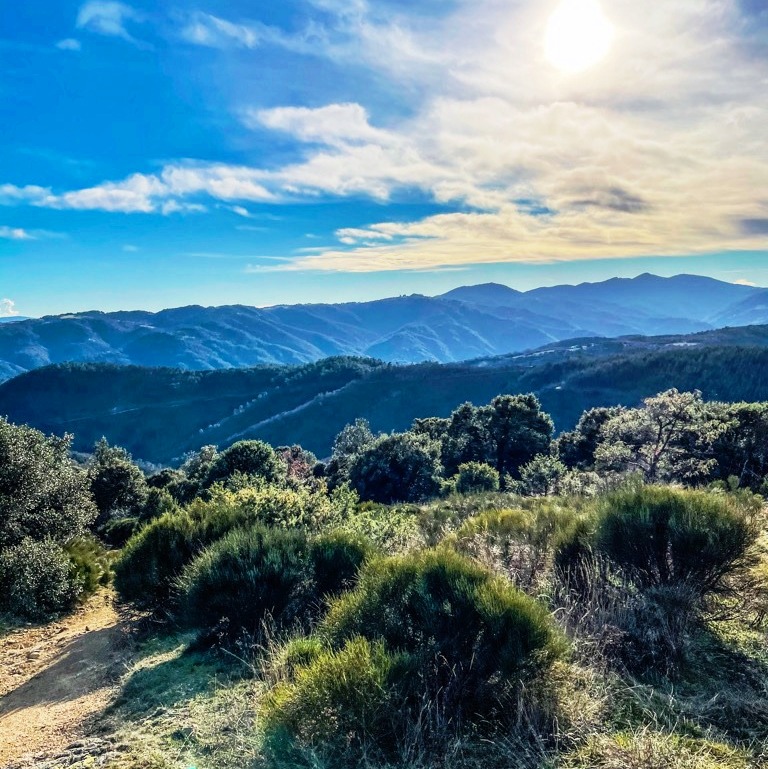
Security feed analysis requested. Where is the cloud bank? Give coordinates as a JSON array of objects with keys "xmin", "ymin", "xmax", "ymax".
[{"xmin": 5, "ymin": 0, "xmax": 768, "ymax": 272}]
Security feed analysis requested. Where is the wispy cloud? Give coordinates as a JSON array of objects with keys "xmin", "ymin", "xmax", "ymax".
[
  {"xmin": 0, "ymin": 226, "xmax": 34, "ymax": 240},
  {"xmin": 0, "ymin": 299, "xmax": 19, "ymax": 317},
  {"xmin": 76, "ymin": 1, "xmax": 145, "ymax": 45},
  {"xmin": 56, "ymin": 38, "xmax": 82, "ymax": 51}
]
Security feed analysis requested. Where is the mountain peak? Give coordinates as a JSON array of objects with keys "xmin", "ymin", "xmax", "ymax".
[{"xmin": 439, "ymin": 282, "xmax": 522, "ymax": 306}]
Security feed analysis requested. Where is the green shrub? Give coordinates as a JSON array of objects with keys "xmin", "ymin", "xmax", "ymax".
[
  {"xmin": 593, "ymin": 486, "xmax": 757, "ymax": 594},
  {"xmin": 308, "ymin": 531, "xmax": 374, "ymax": 600},
  {"xmin": 176, "ymin": 526, "xmax": 308, "ymax": 634},
  {"xmin": 455, "ymin": 461, "xmax": 500, "ymax": 495},
  {"xmin": 63, "ymin": 536, "xmax": 113, "ymax": 599},
  {"xmin": 176, "ymin": 528, "xmax": 372, "ymax": 635},
  {"xmin": 321, "ymin": 548, "xmax": 562, "ymax": 717},
  {"xmin": 0, "ymin": 538, "xmax": 81, "ymax": 619},
  {"xmin": 114, "ymin": 484, "xmax": 343, "ymax": 610},
  {"xmin": 452, "ymin": 504, "xmax": 579, "ymax": 590},
  {"xmin": 263, "ymin": 636, "xmax": 396, "ymax": 764},
  {"xmin": 204, "ymin": 440, "xmax": 283, "ymax": 487},
  {"xmin": 102, "ymin": 516, "xmax": 141, "ymax": 548},
  {"xmin": 113, "ymin": 509, "xmax": 202, "ymax": 608}
]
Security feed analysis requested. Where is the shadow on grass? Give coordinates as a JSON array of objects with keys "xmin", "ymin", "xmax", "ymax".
[
  {"xmin": 107, "ymin": 633, "xmax": 247, "ymax": 721},
  {"xmin": 614, "ymin": 622, "xmax": 768, "ymax": 747}
]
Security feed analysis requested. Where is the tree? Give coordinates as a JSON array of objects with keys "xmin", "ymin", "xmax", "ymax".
[
  {"xmin": 556, "ymin": 406, "xmax": 623, "ymax": 469},
  {"xmin": 519, "ymin": 454, "xmax": 567, "ymax": 496},
  {"xmin": 595, "ymin": 389, "xmax": 726, "ymax": 483},
  {"xmin": 349, "ymin": 432, "xmax": 443, "ymax": 504},
  {"xmin": 326, "ymin": 419, "xmax": 376, "ymax": 489},
  {"xmin": 455, "ymin": 462, "xmax": 500, "ymax": 495},
  {"xmin": 711, "ymin": 402, "xmax": 768, "ymax": 489},
  {"xmin": 88, "ymin": 438, "xmax": 148, "ymax": 528},
  {"xmin": 205, "ymin": 439, "xmax": 283, "ymax": 487},
  {"xmin": 485, "ymin": 394, "xmax": 554, "ymax": 479},
  {"xmin": 0, "ymin": 418, "xmax": 96, "ymax": 548},
  {"xmin": 441, "ymin": 403, "xmax": 491, "ymax": 477}
]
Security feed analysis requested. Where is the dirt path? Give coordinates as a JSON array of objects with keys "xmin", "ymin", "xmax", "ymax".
[{"xmin": 0, "ymin": 590, "xmax": 131, "ymax": 767}]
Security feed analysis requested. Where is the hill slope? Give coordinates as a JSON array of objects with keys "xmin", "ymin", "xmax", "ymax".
[
  {"xmin": 4, "ymin": 325, "xmax": 768, "ymax": 463},
  {"xmin": 0, "ymin": 274, "xmax": 761, "ymax": 381}
]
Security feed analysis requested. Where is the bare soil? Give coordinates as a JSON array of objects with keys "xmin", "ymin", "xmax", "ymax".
[{"xmin": 0, "ymin": 591, "xmax": 132, "ymax": 768}]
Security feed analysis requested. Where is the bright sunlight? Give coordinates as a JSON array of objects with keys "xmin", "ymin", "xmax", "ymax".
[{"xmin": 544, "ymin": 0, "xmax": 614, "ymax": 73}]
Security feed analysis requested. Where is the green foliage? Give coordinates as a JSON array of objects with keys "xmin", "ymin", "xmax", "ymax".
[
  {"xmin": 308, "ymin": 530, "xmax": 374, "ymax": 600},
  {"xmin": 0, "ymin": 538, "xmax": 81, "ymax": 619},
  {"xmin": 87, "ymin": 437, "xmax": 148, "ymax": 528},
  {"xmin": 176, "ymin": 527, "xmax": 373, "ymax": 635},
  {"xmin": 114, "ymin": 509, "xmax": 202, "ymax": 608},
  {"xmin": 63, "ymin": 536, "xmax": 113, "ymax": 598},
  {"xmin": 519, "ymin": 453, "xmax": 567, "ymax": 496},
  {"xmin": 140, "ymin": 487, "xmax": 179, "ymax": 523},
  {"xmin": 592, "ymin": 486, "xmax": 758, "ymax": 594},
  {"xmin": 114, "ymin": 483, "xmax": 351, "ymax": 609},
  {"xmin": 102, "ymin": 516, "xmax": 142, "ymax": 547},
  {"xmin": 595, "ymin": 390, "xmax": 727, "ymax": 483},
  {"xmin": 0, "ymin": 417, "xmax": 96, "ymax": 548},
  {"xmin": 204, "ymin": 440, "xmax": 283, "ymax": 487},
  {"xmin": 330, "ymin": 501, "xmax": 422, "ymax": 552},
  {"xmin": 556, "ymin": 406, "xmax": 623, "ymax": 470},
  {"xmin": 440, "ymin": 395, "xmax": 554, "ymax": 480},
  {"xmin": 455, "ymin": 461, "xmax": 500, "ymax": 494},
  {"xmin": 176, "ymin": 526, "xmax": 310, "ymax": 634},
  {"xmin": 349, "ymin": 431, "xmax": 443, "ymax": 504},
  {"xmin": 321, "ymin": 548, "xmax": 562, "ymax": 715},
  {"xmin": 263, "ymin": 636, "xmax": 395, "ymax": 763},
  {"xmin": 452, "ymin": 503, "xmax": 579, "ymax": 589}
]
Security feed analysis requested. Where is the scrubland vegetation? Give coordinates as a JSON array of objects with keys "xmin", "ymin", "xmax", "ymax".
[{"xmin": 2, "ymin": 387, "xmax": 768, "ymax": 767}]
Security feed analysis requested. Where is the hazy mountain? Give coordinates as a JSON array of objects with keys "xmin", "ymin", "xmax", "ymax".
[
  {"xmin": 0, "ymin": 274, "xmax": 761, "ymax": 382},
  {"xmin": 4, "ymin": 324, "xmax": 768, "ymax": 464}
]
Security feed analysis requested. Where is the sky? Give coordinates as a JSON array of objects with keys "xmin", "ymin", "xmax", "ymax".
[{"xmin": 1, "ymin": 0, "xmax": 767, "ymax": 317}]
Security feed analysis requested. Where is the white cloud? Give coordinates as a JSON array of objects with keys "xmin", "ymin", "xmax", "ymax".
[
  {"xmin": 4, "ymin": 0, "xmax": 768, "ymax": 272},
  {"xmin": 76, "ymin": 1, "xmax": 143, "ymax": 44},
  {"xmin": 56, "ymin": 38, "xmax": 82, "ymax": 51},
  {"xmin": 0, "ymin": 226, "xmax": 34, "ymax": 240},
  {"xmin": 0, "ymin": 299, "xmax": 19, "ymax": 318},
  {"xmin": 733, "ymin": 278, "xmax": 758, "ymax": 286},
  {"xmin": 179, "ymin": 12, "xmax": 286, "ymax": 49}
]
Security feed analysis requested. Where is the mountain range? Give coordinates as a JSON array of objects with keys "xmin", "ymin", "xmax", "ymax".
[
  {"xmin": 0, "ymin": 273, "xmax": 765, "ymax": 382},
  {"xmin": 4, "ymin": 324, "xmax": 768, "ymax": 464}
]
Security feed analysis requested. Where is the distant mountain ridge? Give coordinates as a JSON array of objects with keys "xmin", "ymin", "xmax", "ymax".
[{"xmin": 0, "ymin": 273, "xmax": 763, "ymax": 382}]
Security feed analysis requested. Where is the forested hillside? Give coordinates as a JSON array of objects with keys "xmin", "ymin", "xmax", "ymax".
[{"xmin": 4, "ymin": 326, "xmax": 768, "ymax": 463}]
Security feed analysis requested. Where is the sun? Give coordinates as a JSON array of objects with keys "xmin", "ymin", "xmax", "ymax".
[{"xmin": 545, "ymin": 0, "xmax": 614, "ymax": 74}]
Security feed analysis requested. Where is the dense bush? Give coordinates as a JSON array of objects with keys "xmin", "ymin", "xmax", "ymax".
[
  {"xmin": 321, "ymin": 548, "xmax": 561, "ymax": 716},
  {"xmin": 452, "ymin": 504, "xmax": 579, "ymax": 590},
  {"xmin": 0, "ymin": 538, "xmax": 81, "ymax": 619},
  {"xmin": 114, "ymin": 484, "xmax": 355, "ymax": 609},
  {"xmin": 64, "ymin": 536, "xmax": 113, "ymax": 598},
  {"xmin": 176, "ymin": 527, "xmax": 373, "ymax": 635},
  {"xmin": 87, "ymin": 439, "xmax": 148, "ymax": 529},
  {"xmin": 176, "ymin": 526, "xmax": 309, "ymax": 634},
  {"xmin": 204, "ymin": 440, "xmax": 283, "ymax": 487},
  {"xmin": 590, "ymin": 486, "xmax": 757, "ymax": 594},
  {"xmin": 349, "ymin": 432, "xmax": 443, "ymax": 504},
  {"xmin": 454, "ymin": 461, "xmax": 500, "ymax": 494},
  {"xmin": 263, "ymin": 636, "xmax": 395, "ymax": 763},
  {"xmin": 0, "ymin": 418, "xmax": 96, "ymax": 548}
]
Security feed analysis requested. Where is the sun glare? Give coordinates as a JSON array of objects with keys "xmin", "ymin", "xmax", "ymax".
[{"xmin": 545, "ymin": 0, "xmax": 614, "ymax": 74}]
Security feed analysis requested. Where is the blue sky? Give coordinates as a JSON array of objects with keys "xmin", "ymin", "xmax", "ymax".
[{"xmin": 1, "ymin": 0, "xmax": 767, "ymax": 317}]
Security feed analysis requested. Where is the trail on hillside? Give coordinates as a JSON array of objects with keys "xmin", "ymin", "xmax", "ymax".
[{"xmin": 0, "ymin": 591, "xmax": 131, "ymax": 768}]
